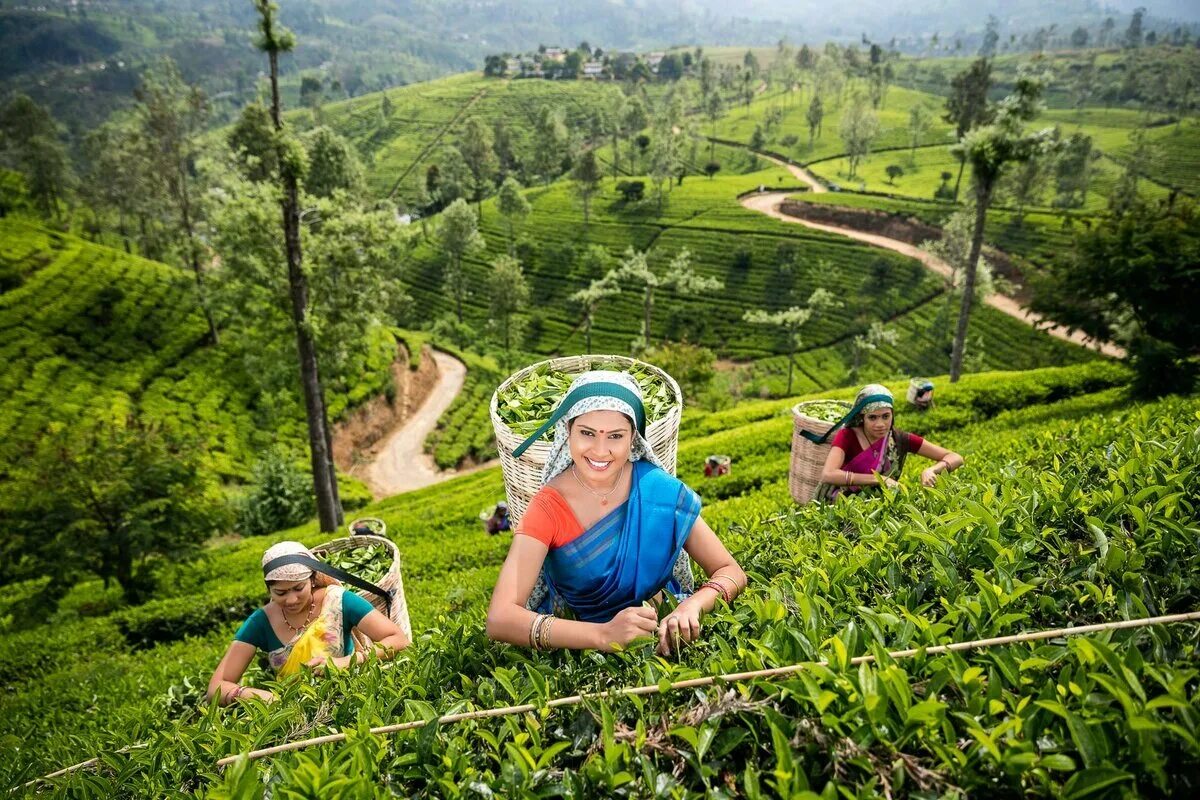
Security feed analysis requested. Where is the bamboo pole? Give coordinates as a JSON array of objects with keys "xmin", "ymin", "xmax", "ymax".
[
  {"xmin": 22, "ymin": 610, "xmax": 1200, "ymax": 788},
  {"xmin": 210, "ymin": 610, "xmax": 1200, "ymax": 768}
]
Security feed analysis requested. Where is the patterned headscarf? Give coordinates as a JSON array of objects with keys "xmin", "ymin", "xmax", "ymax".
[
  {"xmin": 540, "ymin": 370, "xmax": 662, "ymax": 484},
  {"xmin": 852, "ymin": 383, "xmax": 894, "ymax": 427},
  {"xmin": 262, "ymin": 540, "xmax": 316, "ymax": 583}
]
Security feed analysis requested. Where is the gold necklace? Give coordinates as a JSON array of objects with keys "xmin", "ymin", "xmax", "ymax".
[
  {"xmin": 570, "ymin": 461, "xmax": 626, "ymax": 506},
  {"xmin": 281, "ymin": 596, "xmax": 316, "ymax": 635}
]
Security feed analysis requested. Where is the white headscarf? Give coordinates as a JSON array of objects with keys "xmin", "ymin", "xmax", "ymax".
[
  {"xmin": 540, "ymin": 370, "xmax": 662, "ymax": 484},
  {"xmin": 261, "ymin": 540, "xmax": 316, "ymax": 583}
]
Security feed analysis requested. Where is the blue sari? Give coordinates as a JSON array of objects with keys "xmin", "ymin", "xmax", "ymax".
[{"xmin": 533, "ymin": 459, "xmax": 702, "ymax": 623}]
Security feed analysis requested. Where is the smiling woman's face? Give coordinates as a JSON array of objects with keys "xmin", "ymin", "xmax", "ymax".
[{"xmin": 568, "ymin": 409, "xmax": 634, "ymax": 481}]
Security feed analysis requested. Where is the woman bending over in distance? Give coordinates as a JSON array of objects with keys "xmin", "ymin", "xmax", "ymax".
[
  {"xmin": 207, "ymin": 540, "xmax": 409, "ymax": 705},
  {"xmin": 487, "ymin": 370, "xmax": 746, "ymax": 656}
]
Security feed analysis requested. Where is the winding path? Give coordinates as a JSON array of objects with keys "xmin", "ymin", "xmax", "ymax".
[
  {"xmin": 739, "ymin": 189, "xmax": 1125, "ymax": 359},
  {"xmin": 362, "ymin": 350, "xmax": 481, "ymax": 497}
]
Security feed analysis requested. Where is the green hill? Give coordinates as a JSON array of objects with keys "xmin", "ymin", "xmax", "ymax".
[
  {"xmin": 0, "ymin": 216, "xmax": 389, "ymax": 488},
  {"xmin": 5, "ymin": 360, "xmax": 1199, "ymax": 796}
]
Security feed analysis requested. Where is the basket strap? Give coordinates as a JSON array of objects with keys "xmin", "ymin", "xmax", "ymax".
[
  {"xmin": 262, "ymin": 554, "xmax": 392, "ymax": 614},
  {"xmin": 799, "ymin": 393, "xmax": 892, "ymax": 445},
  {"xmin": 512, "ymin": 381, "xmax": 647, "ymax": 458}
]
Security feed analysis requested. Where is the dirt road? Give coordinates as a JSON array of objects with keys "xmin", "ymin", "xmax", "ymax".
[
  {"xmin": 739, "ymin": 191, "xmax": 1125, "ymax": 358},
  {"xmin": 363, "ymin": 350, "xmax": 472, "ymax": 497}
]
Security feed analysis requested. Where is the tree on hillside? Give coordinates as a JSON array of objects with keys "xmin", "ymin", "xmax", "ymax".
[
  {"xmin": 301, "ymin": 126, "xmax": 365, "ymax": 198},
  {"xmin": 459, "ymin": 117, "xmax": 498, "ymax": 214},
  {"xmin": 610, "ymin": 247, "xmax": 722, "ymax": 351},
  {"xmin": 438, "ymin": 198, "xmax": 485, "ymax": 323},
  {"xmin": 0, "ymin": 94, "xmax": 73, "ymax": 222},
  {"xmin": 533, "ymin": 106, "xmax": 568, "ymax": 185},
  {"xmin": 1000, "ymin": 152, "xmax": 1049, "ymax": 225},
  {"xmin": 1032, "ymin": 199, "xmax": 1199, "ymax": 396},
  {"xmin": 980, "ymin": 15, "xmax": 1000, "ymax": 57},
  {"xmin": 1071, "ymin": 26, "xmax": 1090, "ymax": 48},
  {"xmin": 571, "ymin": 273, "xmax": 620, "ymax": 353},
  {"xmin": 228, "ymin": 101, "xmax": 280, "ymax": 183},
  {"xmin": 133, "ymin": 59, "xmax": 220, "ymax": 346},
  {"xmin": 572, "ymin": 148, "xmax": 603, "ymax": 227},
  {"xmin": 1108, "ymin": 128, "xmax": 1158, "ymax": 218},
  {"xmin": 1125, "ymin": 7, "xmax": 1145, "ymax": 49},
  {"xmin": 949, "ymin": 69, "xmax": 1056, "ymax": 382},
  {"xmin": 743, "ymin": 287, "xmax": 839, "ymax": 395},
  {"xmin": 849, "ymin": 321, "xmax": 899, "ymax": 383},
  {"xmin": 605, "ymin": 89, "xmax": 628, "ymax": 181},
  {"xmin": 623, "ymin": 96, "xmax": 648, "ymax": 175},
  {"xmin": 252, "ymin": 0, "xmax": 342, "ymax": 530},
  {"xmin": 1053, "ymin": 133, "xmax": 1098, "ymax": 209},
  {"xmin": 944, "ymin": 58, "xmax": 995, "ymax": 201},
  {"xmin": 806, "ymin": 95, "xmax": 824, "ymax": 149},
  {"xmin": 1, "ymin": 421, "xmax": 225, "ymax": 603},
  {"xmin": 705, "ymin": 93, "xmax": 723, "ymax": 161},
  {"xmin": 496, "ymin": 176, "xmax": 530, "ymax": 253},
  {"xmin": 487, "ymin": 255, "xmax": 528, "ymax": 364},
  {"xmin": 492, "ymin": 122, "xmax": 520, "ymax": 182},
  {"xmin": 838, "ymin": 96, "xmax": 880, "ymax": 179},
  {"xmin": 906, "ymin": 104, "xmax": 935, "ymax": 163},
  {"xmin": 80, "ymin": 119, "xmax": 149, "ymax": 254}
]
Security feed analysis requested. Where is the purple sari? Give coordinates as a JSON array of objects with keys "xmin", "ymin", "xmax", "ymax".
[{"xmin": 817, "ymin": 428, "xmax": 907, "ymax": 501}]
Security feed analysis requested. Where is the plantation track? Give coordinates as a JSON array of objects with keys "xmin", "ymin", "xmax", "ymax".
[
  {"xmin": 363, "ymin": 350, "xmax": 494, "ymax": 497},
  {"xmin": 739, "ymin": 191, "xmax": 1126, "ymax": 359}
]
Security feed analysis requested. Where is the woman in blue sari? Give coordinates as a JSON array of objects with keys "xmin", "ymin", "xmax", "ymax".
[{"xmin": 486, "ymin": 371, "xmax": 746, "ymax": 656}]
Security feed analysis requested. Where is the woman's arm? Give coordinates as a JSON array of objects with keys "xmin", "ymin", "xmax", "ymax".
[
  {"xmin": 819, "ymin": 443, "xmax": 895, "ymax": 489},
  {"xmin": 330, "ymin": 610, "xmax": 410, "ymax": 668},
  {"xmin": 660, "ymin": 517, "xmax": 747, "ymax": 655},
  {"xmin": 485, "ymin": 534, "xmax": 657, "ymax": 651},
  {"xmin": 207, "ymin": 641, "xmax": 274, "ymax": 705},
  {"xmin": 915, "ymin": 438, "xmax": 964, "ymax": 487}
]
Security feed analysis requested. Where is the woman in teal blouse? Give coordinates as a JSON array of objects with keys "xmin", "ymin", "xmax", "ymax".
[{"xmin": 207, "ymin": 541, "xmax": 409, "ymax": 705}]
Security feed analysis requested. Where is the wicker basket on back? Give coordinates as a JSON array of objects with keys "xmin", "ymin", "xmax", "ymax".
[
  {"xmin": 311, "ymin": 534, "xmax": 411, "ymax": 648},
  {"xmin": 490, "ymin": 355, "xmax": 682, "ymax": 525},
  {"xmin": 789, "ymin": 400, "xmax": 851, "ymax": 504}
]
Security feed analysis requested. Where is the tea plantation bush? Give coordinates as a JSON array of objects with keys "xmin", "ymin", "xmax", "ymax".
[{"xmin": 4, "ymin": 362, "xmax": 1198, "ymax": 797}]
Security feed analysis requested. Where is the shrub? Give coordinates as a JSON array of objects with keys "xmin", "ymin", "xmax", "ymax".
[
  {"xmin": 114, "ymin": 584, "xmax": 261, "ymax": 649},
  {"xmin": 236, "ymin": 450, "xmax": 316, "ymax": 538}
]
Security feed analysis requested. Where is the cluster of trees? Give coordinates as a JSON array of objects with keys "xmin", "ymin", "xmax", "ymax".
[{"xmin": 2, "ymin": 1, "xmax": 419, "ymax": 605}]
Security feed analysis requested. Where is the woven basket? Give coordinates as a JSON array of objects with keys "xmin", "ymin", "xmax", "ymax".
[
  {"xmin": 312, "ymin": 535, "xmax": 411, "ymax": 647},
  {"xmin": 489, "ymin": 355, "xmax": 683, "ymax": 525},
  {"xmin": 789, "ymin": 400, "xmax": 851, "ymax": 504}
]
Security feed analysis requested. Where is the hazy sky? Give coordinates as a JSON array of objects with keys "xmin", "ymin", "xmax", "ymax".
[{"xmin": 686, "ymin": 0, "xmax": 1200, "ymax": 28}]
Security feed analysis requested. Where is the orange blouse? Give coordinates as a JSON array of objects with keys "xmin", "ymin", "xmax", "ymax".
[{"xmin": 514, "ymin": 487, "xmax": 587, "ymax": 549}]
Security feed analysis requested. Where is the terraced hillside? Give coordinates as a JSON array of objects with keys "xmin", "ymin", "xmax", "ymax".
[
  {"xmin": 401, "ymin": 169, "xmax": 1092, "ymax": 358},
  {"xmin": 0, "ymin": 217, "xmax": 389, "ymax": 487},
  {"xmin": 6, "ymin": 361, "xmax": 1199, "ymax": 798}
]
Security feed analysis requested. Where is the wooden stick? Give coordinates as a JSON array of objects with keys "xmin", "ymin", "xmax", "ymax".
[{"xmin": 210, "ymin": 610, "xmax": 1200, "ymax": 768}]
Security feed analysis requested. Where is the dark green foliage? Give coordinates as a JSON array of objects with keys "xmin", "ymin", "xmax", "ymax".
[
  {"xmin": 114, "ymin": 585, "xmax": 260, "ymax": 650},
  {"xmin": 6, "ymin": 370, "xmax": 1200, "ymax": 798},
  {"xmin": 1032, "ymin": 201, "xmax": 1200, "ymax": 396},
  {"xmin": 0, "ymin": 419, "xmax": 227, "ymax": 602},
  {"xmin": 237, "ymin": 450, "xmax": 317, "ymax": 539}
]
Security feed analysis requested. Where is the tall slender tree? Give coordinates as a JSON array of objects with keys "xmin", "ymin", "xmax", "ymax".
[
  {"xmin": 571, "ymin": 148, "xmax": 603, "ymax": 227},
  {"xmin": 253, "ymin": 0, "xmax": 342, "ymax": 530},
  {"xmin": 496, "ymin": 175, "xmax": 530, "ymax": 253},
  {"xmin": 949, "ymin": 70, "xmax": 1055, "ymax": 382},
  {"xmin": 944, "ymin": 58, "xmax": 995, "ymax": 201},
  {"xmin": 438, "ymin": 198, "xmax": 485, "ymax": 323}
]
